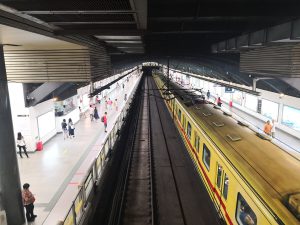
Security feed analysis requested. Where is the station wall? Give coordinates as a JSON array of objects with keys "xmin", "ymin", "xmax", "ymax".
[{"xmin": 170, "ymin": 70, "xmax": 300, "ymax": 140}]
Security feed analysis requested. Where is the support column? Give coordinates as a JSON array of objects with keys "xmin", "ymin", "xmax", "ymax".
[{"xmin": 0, "ymin": 46, "xmax": 25, "ymax": 225}]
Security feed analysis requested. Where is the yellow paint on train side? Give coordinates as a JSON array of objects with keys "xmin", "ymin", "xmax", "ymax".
[{"xmin": 153, "ymin": 75, "xmax": 300, "ymax": 225}]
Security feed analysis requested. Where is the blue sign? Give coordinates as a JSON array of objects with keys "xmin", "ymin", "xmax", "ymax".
[{"xmin": 225, "ymin": 87, "xmax": 235, "ymax": 93}]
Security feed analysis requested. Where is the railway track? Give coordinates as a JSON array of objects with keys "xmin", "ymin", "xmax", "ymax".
[
  {"xmin": 107, "ymin": 75, "xmax": 221, "ymax": 225},
  {"xmin": 119, "ymin": 76, "xmax": 154, "ymax": 225}
]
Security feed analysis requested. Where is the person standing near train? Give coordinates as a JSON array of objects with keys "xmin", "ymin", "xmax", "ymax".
[
  {"xmin": 263, "ymin": 120, "xmax": 272, "ymax": 136},
  {"xmin": 207, "ymin": 90, "xmax": 211, "ymax": 100},
  {"xmin": 102, "ymin": 112, "xmax": 108, "ymax": 132},
  {"xmin": 217, "ymin": 97, "xmax": 222, "ymax": 107},
  {"xmin": 271, "ymin": 119, "xmax": 276, "ymax": 138},
  {"xmin": 94, "ymin": 107, "xmax": 100, "ymax": 121}
]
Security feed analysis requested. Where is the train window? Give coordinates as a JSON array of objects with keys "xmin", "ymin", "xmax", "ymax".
[
  {"xmin": 182, "ymin": 116, "xmax": 186, "ymax": 130},
  {"xmin": 202, "ymin": 144, "xmax": 211, "ymax": 171},
  {"xmin": 178, "ymin": 109, "xmax": 181, "ymax": 122},
  {"xmin": 236, "ymin": 193, "xmax": 257, "ymax": 225},
  {"xmin": 223, "ymin": 174, "xmax": 229, "ymax": 200},
  {"xmin": 194, "ymin": 132, "xmax": 200, "ymax": 153},
  {"xmin": 216, "ymin": 164, "xmax": 222, "ymax": 188},
  {"xmin": 187, "ymin": 122, "xmax": 192, "ymax": 139}
]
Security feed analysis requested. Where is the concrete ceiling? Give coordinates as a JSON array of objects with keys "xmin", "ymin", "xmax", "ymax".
[
  {"xmin": 0, "ymin": 24, "xmax": 85, "ymax": 50},
  {"xmin": 0, "ymin": 0, "xmax": 299, "ymax": 95}
]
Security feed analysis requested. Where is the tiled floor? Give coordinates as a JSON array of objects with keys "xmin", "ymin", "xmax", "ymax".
[{"xmin": 18, "ymin": 75, "xmax": 141, "ymax": 225}]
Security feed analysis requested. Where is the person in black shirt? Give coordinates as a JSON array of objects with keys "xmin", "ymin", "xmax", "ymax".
[{"xmin": 61, "ymin": 119, "xmax": 69, "ymax": 140}]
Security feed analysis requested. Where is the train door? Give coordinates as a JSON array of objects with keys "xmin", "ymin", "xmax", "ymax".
[{"xmin": 215, "ymin": 163, "xmax": 230, "ymax": 220}]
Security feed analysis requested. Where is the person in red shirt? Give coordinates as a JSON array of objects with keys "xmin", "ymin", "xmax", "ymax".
[
  {"xmin": 22, "ymin": 183, "xmax": 37, "ymax": 222},
  {"xmin": 102, "ymin": 112, "xmax": 108, "ymax": 132},
  {"xmin": 217, "ymin": 97, "xmax": 222, "ymax": 107}
]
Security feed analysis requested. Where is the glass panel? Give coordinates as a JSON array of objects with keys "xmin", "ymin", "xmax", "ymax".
[
  {"xmin": 187, "ymin": 122, "xmax": 192, "ymax": 139},
  {"xmin": 236, "ymin": 193, "xmax": 257, "ymax": 225},
  {"xmin": 222, "ymin": 92, "xmax": 231, "ymax": 102},
  {"xmin": 84, "ymin": 173, "xmax": 93, "ymax": 198},
  {"xmin": 96, "ymin": 154, "xmax": 102, "ymax": 175},
  {"xmin": 64, "ymin": 209, "xmax": 75, "ymax": 225},
  {"xmin": 104, "ymin": 140, "xmax": 109, "ymax": 155},
  {"xmin": 217, "ymin": 164, "xmax": 222, "ymax": 188},
  {"xmin": 244, "ymin": 94, "xmax": 258, "ymax": 112},
  {"xmin": 74, "ymin": 191, "xmax": 84, "ymax": 222},
  {"xmin": 223, "ymin": 174, "xmax": 229, "ymax": 200},
  {"xmin": 282, "ymin": 105, "xmax": 300, "ymax": 131},
  {"xmin": 202, "ymin": 144, "xmax": 211, "ymax": 171},
  {"xmin": 261, "ymin": 99, "xmax": 279, "ymax": 120},
  {"xmin": 233, "ymin": 90, "xmax": 243, "ymax": 105}
]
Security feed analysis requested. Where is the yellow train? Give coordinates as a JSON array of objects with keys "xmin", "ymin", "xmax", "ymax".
[{"xmin": 153, "ymin": 74, "xmax": 300, "ymax": 225}]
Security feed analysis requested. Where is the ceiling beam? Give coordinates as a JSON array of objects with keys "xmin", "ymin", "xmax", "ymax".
[
  {"xmin": 22, "ymin": 10, "xmax": 136, "ymax": 15},
  {"xmin": 150, "ymin": 16, "xmax": 290, "ymax": 22},
  {"xmin": 50, "ymin": 21, "xmax": 136, "ymax": 25},
  {"xmin": 55, "ymin": 29, "xmax": 143, "ymax": 36},
  {"xmin": 129, "ymin": 0, "xmax": 147, "ymax": 29}
]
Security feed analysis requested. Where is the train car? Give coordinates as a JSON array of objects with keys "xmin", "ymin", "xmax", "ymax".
[{"xmin": 153, "ymin": 74, "xmax": 300, "ymax": 225}]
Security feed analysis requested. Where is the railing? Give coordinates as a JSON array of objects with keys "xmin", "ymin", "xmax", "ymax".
[{"xmin": 61, "ymin": 75, "xmax": 141, "ymax": 225}]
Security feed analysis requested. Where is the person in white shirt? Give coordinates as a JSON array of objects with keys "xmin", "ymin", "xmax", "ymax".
[
  {"xmin": 17, "ymin": 132, "xmax": 29, "ymax": 158},
  {"xmin": 271, "ymin": 119, "xmax": 276, "ymax": 138},
  {"xmin": 89, "ymin": 105, "xmax": 94, "ymax": 121}
]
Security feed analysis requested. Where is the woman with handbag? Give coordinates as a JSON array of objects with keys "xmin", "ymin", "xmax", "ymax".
[
  {"xmin": 22, "ymin": 183, "xmax": 37, "ymax": 222},
  {"xmin": 16, "ymin": 132, "xmax": 29, "ymax": 158}
]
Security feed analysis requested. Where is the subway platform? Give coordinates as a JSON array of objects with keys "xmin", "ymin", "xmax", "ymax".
[{"xmin": 17, "ymin": 74, "xmax": 141, "ymax": 225}]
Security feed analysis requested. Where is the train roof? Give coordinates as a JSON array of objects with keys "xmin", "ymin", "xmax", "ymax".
[{"xmin": 159, "ymin": 76, "xmax": 300, "ymax": 224}]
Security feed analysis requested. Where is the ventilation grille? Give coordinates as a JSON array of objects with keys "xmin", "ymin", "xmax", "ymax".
[
  {"xmin": 213, "ymin": 121, "xmax": 224, "ymax": 127},
  {"xmin": 223, "ymin": 112, "xmax": 232, "ymax": 117},
  {"xmin": 4, "ymin": 49, "xmax": 91, "ymax": 82},
  {"xmin": 203, "ymin": 112, "xmax": 212, "ymax": 117},
  {"xmin": 256, "ymin": 132, "xmax": 272, "ymax": 141},
  {"xmin": 227, "ymin": 134, "xmax": 242, "ymax": 142},
  {"xmin": 237, "ymin": 120, "xmax": 249, "ymax": 127}
]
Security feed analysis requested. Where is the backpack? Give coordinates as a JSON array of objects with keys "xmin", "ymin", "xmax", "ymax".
[{"xmin": 101, "ymin": 116, "xmax": 104, "ymax": 122}]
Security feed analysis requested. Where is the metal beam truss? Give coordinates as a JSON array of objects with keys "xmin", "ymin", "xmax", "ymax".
[{"xmin": 212, "ymin": 18, "xmax": 300, "ymax": 53}]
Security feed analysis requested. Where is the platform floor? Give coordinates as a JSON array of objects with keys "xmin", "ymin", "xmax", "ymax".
[{"xmin": 18, "ymin": 75, "xmax": 140, "ymax": 225}]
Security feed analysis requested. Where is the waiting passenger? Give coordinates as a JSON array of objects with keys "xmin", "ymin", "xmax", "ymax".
[
  {"xmin": 61, "ymin": 119, "xmax": 69, "ymax": 140},
  {"xmin": 89, "ymin": 105, "xmax": 94, "ymax": 121},
  {"xmin": 263, "ymin": 120, "xmax": 272, "ymax": 136},
  {"xmin": 68, "ymin": 118, "xmax": 75, "ymax": 138},
  {"xmin": 271, "ymin": 119, "xmax": 276, "ymax": 138},
  {"xmin": 114, "ymin": 98, "xmax": 118, "ymax": 111},
  {"xmin": 107, "ymin": 98, "xmax": 113, "ymax": 110},
  {"xmin": 16, "ymin": 132, "xmax": 29, "ymax": 158},
  {"xmin": 217, "ymin": 97, "xmax": 222, "ymax": 107},
  {"xmin": 207, "ymin": 90, "xmax": 211, "ymax": 100},
  {"xmin": 22, "ymin": 183, "xmax": 37, "ymax": 222},
  {"xmin": 94, "ymin": 107, "xmax": 100, "ymax": 121},
  {"xmin": 102, "ymin": 112, "xmax": 108, "ymax": 133}
]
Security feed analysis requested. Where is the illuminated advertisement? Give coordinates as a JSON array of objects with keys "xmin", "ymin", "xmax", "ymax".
[{"xmin": 37, "ymin": 111, "xmax": 56, "ymax": 138}]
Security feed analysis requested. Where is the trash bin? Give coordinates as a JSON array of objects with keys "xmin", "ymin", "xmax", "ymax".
[{"xmin": 36, "ymin": 141, "xmax": 43, "ymax": 151}]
